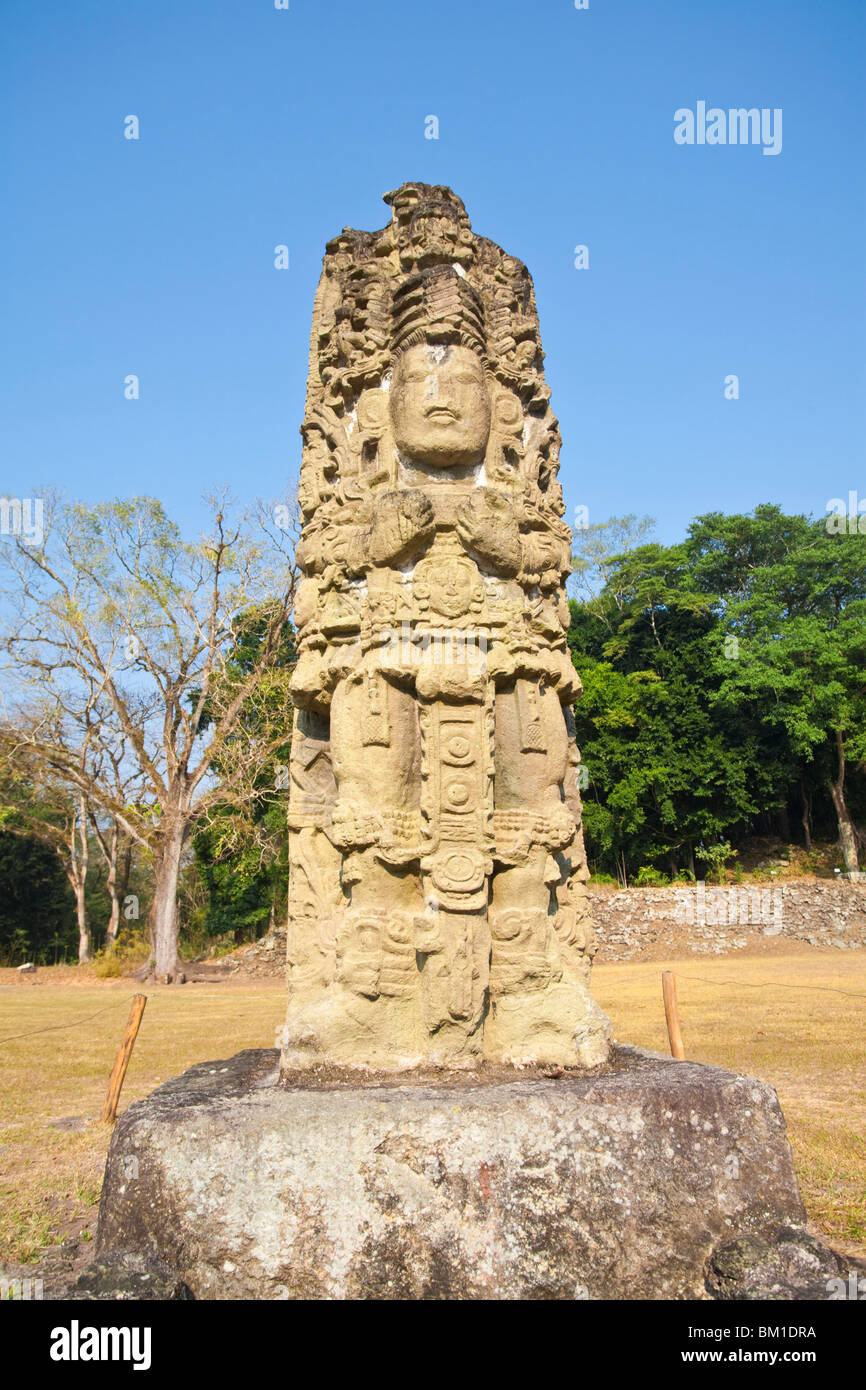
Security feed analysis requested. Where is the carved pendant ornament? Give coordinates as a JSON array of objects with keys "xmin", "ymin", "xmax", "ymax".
[{"xmin": 281, "ymin": 184, "xmax": 612, "ymax": 1070}]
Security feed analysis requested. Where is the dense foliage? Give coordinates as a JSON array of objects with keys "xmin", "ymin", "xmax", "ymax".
[
  {"xmin": 0, "ymin": 831, "xmax": 77, "ymax": 963},
  {"xmin": 569, "ymin": 506, "xmax": 866, "ymax": 881},
  {"xmin": 182, "ymin": 608, "xmax": 295, "ymax": 946}
]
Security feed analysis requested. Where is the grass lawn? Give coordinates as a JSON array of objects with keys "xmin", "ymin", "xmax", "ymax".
[{"xmin": 1, "ymin": 949, "xmax": 863, "ymax": 1270}]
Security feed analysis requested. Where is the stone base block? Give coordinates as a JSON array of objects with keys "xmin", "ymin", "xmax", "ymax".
[{"xmin": 96, "ymin": 1046, "xmax": 843, "ymax": 1300}]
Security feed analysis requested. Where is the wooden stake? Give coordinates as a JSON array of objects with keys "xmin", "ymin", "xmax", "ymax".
[
  {"xmin": 102, "ymin": 994, "xmax": 147, "ymax": 1124},
  {"xmin": 662, "ymin": 971, "xmax": 685, "ymax": 1060}
]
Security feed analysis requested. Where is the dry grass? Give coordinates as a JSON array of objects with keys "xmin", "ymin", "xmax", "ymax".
[
  {"xmin": 0, "ymin": 975, "xmax": 285, "ymax": 1264},
  {"xmin": 0, "ymin": 950, "xmax": 863, "ymax": 1267}
]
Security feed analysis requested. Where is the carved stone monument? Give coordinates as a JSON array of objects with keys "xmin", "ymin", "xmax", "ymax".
[
  {"xmin": 282, "ymin": 182, "xmax": 610, "ymax": 1069},
  {"xmin": 92, "ymin": 187, "xmax": 851, "ymax": 1302}
]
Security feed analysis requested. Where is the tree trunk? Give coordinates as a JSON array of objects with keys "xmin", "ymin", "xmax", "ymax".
[
  {"xmin": 777, "ymin": 804, "xmax": 791, "ymax": 843},
  {"xmin": 118, "ymin": 838, "xmax": 133, "ymax": 905},
  {"xmin": 800, "ymin": 781, "xmax": 812, "ymax": 851},
  {"xmin": 617, "ymin": 851, "xmax": 628, "ymax": 889},
  {"xmin": 75, "ymin": 882, "xmax": 91, "ymax": 964},
  {"xmin": 828, "ymin": 730, "xmax": 860, "ymax": 874},
  {"xmin": 147, "ymin": 821, "xmax": 187, "ymax": 982},
  {"xmin": 70, "ymin": 794, "xmax": 90, "ymax": 963},
  {"xmin": 105, "ymin": 896, "xmax": 120, "ymax": 949},
  {"xmin": 104, "ymin": 822, "xmax": 120, "ymax": 950}
]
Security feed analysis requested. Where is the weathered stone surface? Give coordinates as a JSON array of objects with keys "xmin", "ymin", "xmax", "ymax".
[
  {"xmin": 282, "ymin": 183, "xmax": 610, "ymax": 1069},
  {"xmin": 706, "ymin": 1228, "xmax": 849, "ymax": 1301},
  {"xmin": 96, "ymin": 1045, "xmax": 841, "ymax": 1301},
  {"xmin": 71, "ymin": 1254, "xmax": 193, "ymax": 1302}
]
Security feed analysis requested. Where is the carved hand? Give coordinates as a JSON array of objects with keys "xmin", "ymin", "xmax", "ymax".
[
  {"xmin": 457, "ymin": 488, "xmax": 521, "ymax": 576},
  {"xmin": 365, "ymin": 490, "xmax": 435, "ymax": 566}
]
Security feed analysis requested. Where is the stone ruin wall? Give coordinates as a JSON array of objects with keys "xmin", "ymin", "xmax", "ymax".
[
  {"xmin": 590, "ymin": 880, "xmax": 866, "ymax": 959},
  {"xmin": 231, "ymin": 880, "xmax": 865, "ymax": 976}
]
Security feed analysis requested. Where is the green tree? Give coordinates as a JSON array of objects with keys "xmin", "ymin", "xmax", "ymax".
[
  {"xmin": 0, "ymin": 829, "xmax": 77, "ymax": 964},
  {"xmin": 567, "ymin": 506, "xmax": 836, "ymax": 881},
  {"xmin": 188, "ymin": 608, "xmax": 296, "ymax": 944},
  {"xmin": 687, "ymin": 507, "xmax": 866, "ymax": 871}
]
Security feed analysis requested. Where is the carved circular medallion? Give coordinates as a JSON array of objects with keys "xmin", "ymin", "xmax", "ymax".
[
  {"xmin": 445, "ymin": 780, "xmax": 471, "ymax": 808},
  {"xmin": 443, "ymin": 853, "xmax": 475, "ymax": 884}
]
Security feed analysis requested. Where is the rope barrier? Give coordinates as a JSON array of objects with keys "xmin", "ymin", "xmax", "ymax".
[
  {"xmin": 596, "ymin": 968, "xmax": 866, "ymax": 999},
  {"xmin": 673, "ymin": 972, "xmax": 866, "ymax": 1000},
  {"xmin": 0, "ymin": 1001, "xmax": 133, "ymax": 1046}
]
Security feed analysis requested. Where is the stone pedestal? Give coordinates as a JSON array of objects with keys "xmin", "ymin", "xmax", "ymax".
[{"xmin": 95, "ymin": 1046, "xmax": 843, "ymax": 1300}]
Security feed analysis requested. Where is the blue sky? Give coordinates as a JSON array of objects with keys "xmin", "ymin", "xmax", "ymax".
[{"xmin": 2, "ymin": 0, "xmax": 864, "ymax": 545}]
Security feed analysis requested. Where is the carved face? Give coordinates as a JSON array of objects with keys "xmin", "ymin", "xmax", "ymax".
[
  {"xmin": 390, "ymin": 344, "xmax": 491, "ymax": 468},
  {"xmin": 298, "ymin": 431, "xmax": 330, "ymax": 518},
  {"xmin": 298, "ymin": 473, "xmax": 321, "ymax": 519},
  {"xmin": 415, "ymin": 556, "xmax": 482, "ymax": 619},
  {"xmin": 430, "ymin": 562, "xmax": 474, "ymax": 618}
]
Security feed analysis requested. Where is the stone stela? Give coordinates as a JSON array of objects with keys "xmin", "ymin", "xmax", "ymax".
[
  {"xmin": 281, "ymin": 183, "xmax": 612, "ymax": 1069},
  {"xmin": 92, "ymin": 186, "xmax": 849, "ymax": 1304}
]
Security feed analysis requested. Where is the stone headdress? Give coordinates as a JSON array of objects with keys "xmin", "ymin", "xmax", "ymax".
[
  {"xmin": 299, "ymin": 182, "xmax": 567, "ymax": 515},
  {"xmin": 391, "ymin": 266, "xmax": 487, "ymax": 360}
]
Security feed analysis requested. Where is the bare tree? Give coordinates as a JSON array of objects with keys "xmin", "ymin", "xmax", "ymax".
[
  {"xmin": 0, "ymin": 492, "xmax": 299, "ymax": 981},
  {"xmin": 570, "ymin": 513, "xmax": 657, "ymax": 626}
]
